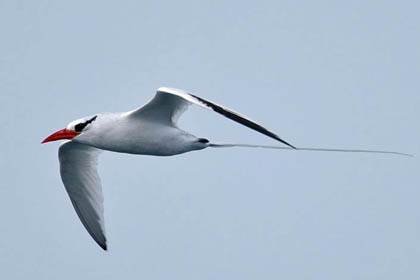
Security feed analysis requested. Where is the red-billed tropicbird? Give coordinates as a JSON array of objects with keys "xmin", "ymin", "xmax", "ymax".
[{"xmin": 42, "ymin": 87, "xmax": 409, "ymax": 250}]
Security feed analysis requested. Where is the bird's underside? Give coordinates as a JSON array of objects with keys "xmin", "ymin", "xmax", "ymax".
[{"xmin": 43, "ymin": 87, "xmax": 410, "ymax": 250}]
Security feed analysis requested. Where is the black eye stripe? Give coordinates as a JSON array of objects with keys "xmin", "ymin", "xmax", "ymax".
[
  {"xmin": 87, "ymin": 115, "xmax": 97, "ymax": 124},
  {"xmin": 75, "ymin": 115, "xmax": 97, "ymax": 132},
  {"xmin": 74, "ymin": 123, "xmax": 85, "ymax": 132}
]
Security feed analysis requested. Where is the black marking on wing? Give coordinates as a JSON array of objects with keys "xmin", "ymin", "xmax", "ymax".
[
  {"xmin": 75, "ymin": 115, "xmax": 98, "ymax": 133},
  {"xmin": 189, "ymin": 94, "xmax": 296, "ymax": 149}
]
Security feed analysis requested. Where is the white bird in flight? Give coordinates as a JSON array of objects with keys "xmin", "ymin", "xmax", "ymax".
[{"xmin": 42, "ymin": 87, "xmax": 409, "ymax": 250}]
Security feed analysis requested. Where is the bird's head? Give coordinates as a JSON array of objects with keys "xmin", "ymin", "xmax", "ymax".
[{"xmin": 42, "ymin": 115, "xmax": 98, "ymax": 144}]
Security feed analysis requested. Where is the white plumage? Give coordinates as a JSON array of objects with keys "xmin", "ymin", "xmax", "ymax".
[{"xmin": 42, "ymin": 87, "xmax": 409, "ymax": 250}]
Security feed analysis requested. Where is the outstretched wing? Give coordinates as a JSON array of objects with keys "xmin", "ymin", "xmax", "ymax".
[
  {"xmin": 129, "ymin": 87, "xmax": 295, "ymax": 149},
  {"xmin": 58, "ymin": 141, "xmax": 107, "ymax": 250}
]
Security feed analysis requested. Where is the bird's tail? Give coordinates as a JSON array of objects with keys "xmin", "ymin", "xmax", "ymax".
[{"xmin": 208, "ymin": 142, "xmax": 413, "ymax": 157}]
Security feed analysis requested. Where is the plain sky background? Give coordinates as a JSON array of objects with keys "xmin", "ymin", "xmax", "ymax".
[{"xmin": 1, "ymin": 1, "xmax": 419, "ymax": 279}]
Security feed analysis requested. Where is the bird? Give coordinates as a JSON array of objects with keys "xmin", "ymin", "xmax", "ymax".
[{"xmin": 42, "ymin": 87, "xmax": 410, "ymax": 250}]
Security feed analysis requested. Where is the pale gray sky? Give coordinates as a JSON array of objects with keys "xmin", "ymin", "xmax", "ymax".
[{"xmin": 1, "ymin": 1, "xmax": 419, "ymax": 279}]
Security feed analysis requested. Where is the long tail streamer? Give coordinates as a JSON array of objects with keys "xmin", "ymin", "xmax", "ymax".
[{"xmin": 209, "ymin": 143, "xmax": 413, "ymax": 157}]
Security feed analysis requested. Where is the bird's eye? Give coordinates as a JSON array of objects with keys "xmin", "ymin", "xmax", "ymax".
[
  {"xmin": 74, "ymin": 123, "xmax": 85, "ymax": 132},
  {"xmin": 74, "ymin": 115, "xmax": 97, "ymax": 132}
]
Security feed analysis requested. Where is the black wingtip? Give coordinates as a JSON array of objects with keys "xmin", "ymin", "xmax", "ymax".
[
  {"xmin": 276, "ymin": 137, "xmax": 297, "ymax": 150},
  {"xmin": 286, "ymin": 142, "xmax": 298, "ymax": 150},
  {"xmin": 99, "ymin": 242, "xmax": 107, "ymax": 251}
]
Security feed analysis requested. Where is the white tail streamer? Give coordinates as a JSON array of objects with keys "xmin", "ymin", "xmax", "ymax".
[{"xmin": 209, "ymin": 143, "xmax": 412, "ymax": 157}]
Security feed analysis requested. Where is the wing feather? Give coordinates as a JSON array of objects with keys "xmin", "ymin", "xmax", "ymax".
[
  {"xmin": 130, "ymin": 87, "xmax": 295, "ymax": 148},
  {"xmin": 58, "ymin": 141, "xmax": 107, "ymax": 250}
]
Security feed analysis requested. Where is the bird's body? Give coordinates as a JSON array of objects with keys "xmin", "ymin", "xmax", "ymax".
[
  {"xmin": 72, "ymin": 112, "xmax": 206, "ymax": 156},
  {"xmin": 43, "ymin": 87, "xmax": 409, "ymax": 251}
]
